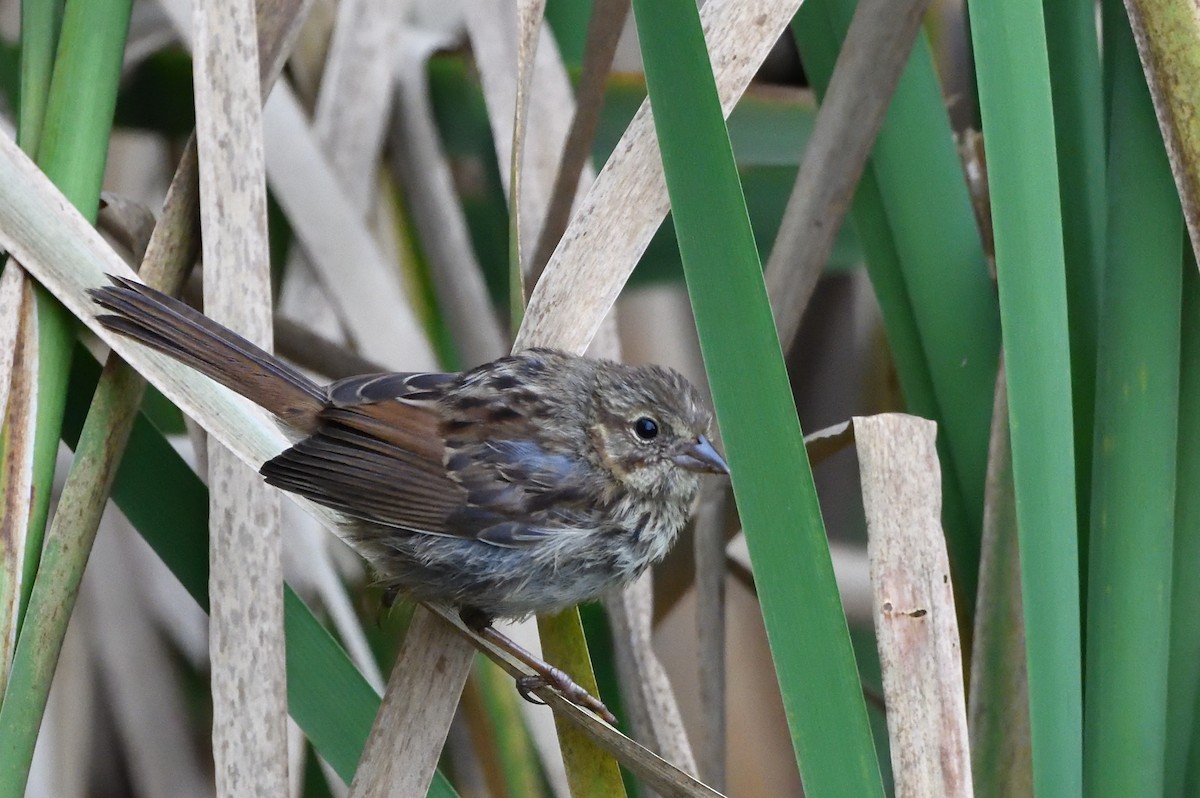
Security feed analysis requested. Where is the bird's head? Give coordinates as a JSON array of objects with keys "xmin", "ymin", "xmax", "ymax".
[{"xmin": 587, "ymin": 362, "xmax": 728, "ymax": 504}]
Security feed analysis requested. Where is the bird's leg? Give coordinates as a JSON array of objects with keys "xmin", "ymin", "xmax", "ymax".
[{"xmin": 459, "ymin": 608, "xmax": 617, "ymax": 725}]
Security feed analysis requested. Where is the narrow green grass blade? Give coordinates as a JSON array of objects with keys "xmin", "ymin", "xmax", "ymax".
[
  {"xmin": 538, "ymin": 610, "xmax": 626, "ymax": 798},
  {"xmin": 16, "ymin": 0, "xmax": 63, "ymax": 150},
  {"xmin": 1043, "ymin": 0, "xmax": 1106, "ymax": 548},
  {"xmin": 36, "ymin": 0, "xmax": 131, "ymax": 202},
  {"xmin": 0, "ymin": 0, "xmax": 61, "ymax": 698},
  {"xmin": 11, "ymin": 0, "xmax": 132, "ymax": 633},
  {"xmin": 1165, "ymin": 252, "xmax": 1200, "ymax": 798},
  {"xmin": 792, "ymin": 2, "xmax": 1000, "ymax": 611},
  {"xmin": 630, "ymin": 0, "xmax": 883, "ymax": 794},
  {"xmin": 968, "ymin": 0, "xmax": 1083, "ymax": 794},
  {"xmin": 1084, "ymin": 11, "xmax": 1182, "ymax": 795}
]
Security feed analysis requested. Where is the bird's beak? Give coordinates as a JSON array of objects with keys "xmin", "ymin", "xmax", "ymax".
[{"xmin": 673, "ymin": 435, "xmax": 730, "ymax": 475}]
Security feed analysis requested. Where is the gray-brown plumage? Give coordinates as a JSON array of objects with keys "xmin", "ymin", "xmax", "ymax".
[{"xmin": 90, "ymin": 277, "xmax": 728, "ymax": 622}]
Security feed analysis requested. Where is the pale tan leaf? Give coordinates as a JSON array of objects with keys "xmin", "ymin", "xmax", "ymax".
[
  {"xmin": 509, "ymin": 0, "xmax": 548, "ymax": 274},
  {"xmin": 603, "ymin": 574, "xmax": 697, "ymax": 775},
  {"xmin": 310, "ymin": 0, "xmax": 409, "ymax": 211},
  {"xmin": 691, "ymin": 483, "xmax": 728, "ymax": 789},
  {"xmin": 854, "ymin": 414, "xmax": 972, "ymax": 798},
  {"xmin": 347, "ymin": 607, "xmax": 477, "ymax": 798},
  {"xmin": 515, "ymin": 0, "xmax": 803, "ymax": 353},
  {"xmin": 764, "ymin": 0, "xmax": 931, "ymax": 347},
  {"xmin": 464, "ymin": 2, "xmax": 585, "ymax": 273},
  {"xmin": 1123, "ymin": 0, "xmax": 1200, "ymax": 262},
  {"xmin": 262, "ymin": 85, "xmax": 437, "ymax": 370},
  {"xmin": 0, "ymin": 275, "xmax": 37, "ymax": 695},
  {"xmin": 0, "ymin": 263, "xmax": 27, "ymax": 426},
  {"xmin": 157, "ymin": 0, "xmax": 433, "ymax": 370},
  {"xmin": 276, "ymin": 0, "xmax": 412, "ymax": 363},
  {"xmin": 192, "ymin": 0, "xmax": 289, "ymax": 792},
  {"xmin": 531, "ymin": 0, "xmax": 630, "ymax": 276},
  {"xmin": 390, "ymin": 28, "xmax": 507, "ymax": 367},
  {"xmin": 0, "ymin": 66, "xmax": 468, "ymax": 798}
]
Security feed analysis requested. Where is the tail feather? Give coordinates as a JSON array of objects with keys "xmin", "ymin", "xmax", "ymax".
[{"xmin": 90, "ymin": 275, "xmax": 326, "ymax": 431}]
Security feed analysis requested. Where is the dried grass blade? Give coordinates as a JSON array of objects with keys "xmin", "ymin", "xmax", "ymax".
[
  {"xmin": 515, "ymin": 0, "xmax": 801, "ymax": 353},
  {"xmin": 0, "ymin": 267, "xmax": 28, "ymax": 443},
  {"xmin": 0, "ymin": 128, "xmax": 288, "ymax": 550},
  {"xmin": 310, "ymin": 0, "xmax": 408, "ymax": 212},
  {"xmin": 192, "ymin": 0, "xmax": 289, "ymax": 791},
  {"xmin": 0, "ymin": 0, "xmax": 310, "ymax": 788},
  {"xmin": 764, "ymin": 0, "xmax": 930, "ymax": 348},
  {"xmin": 465, "ymin": 2, "xmax": 575, "ymax": 272},
  {"xmin": 389, "ymin": 30, "xmax": 507, "ymax": 366},
  {"xmin": 277, "ymin": 0, "xmax": 411, "ymax": 367},
  {"xmin": 969, "ymin": 367, "xmax": 1032, "ymax": 796},
  {"xmin": 855, "ymin": 414, "xmax": 972, "ymax": 798},
  {"xmin": 0, "ymin": 278, "xmax": 37, "ymax": 693},
  {"xmin": 603, "ymin": 575, "xmax": 698, "ymax": 775},
  {"xmin": 0, "ymin": 130, "xmax": 458, "ymax": 791},
  {"xmin": 347, "ymin": 607, "xmax": 475, "ymax": 798},
  {"xmin": 262, "ymin": 86, "xmax": 437, "ymax": 370},
  {"xmin": 692, "ymin": 484, "xmax": 729, "ymax": 789},
  {"xmin": 510, "ymin": 0, "xmax": 547, "ymax": 302},
  {"xmin": 158, "ymin": 0, "xmax": 434, "ymax": 370},
  {"xmin": 428, "ymin": 605, "xmax": 725, "ymax": 798},
  {"xmin": 1123, "ymin": 0, "xmax": 1200, "ymax": 261},
  {"xmin": 530, "ymin": 0, "xmax": 630, "ymax": 278}
]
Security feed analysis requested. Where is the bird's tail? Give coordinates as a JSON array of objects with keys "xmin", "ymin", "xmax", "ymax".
[{"xmin": 90, "ymin": 276, "xmax": 326, "ymax": 430}]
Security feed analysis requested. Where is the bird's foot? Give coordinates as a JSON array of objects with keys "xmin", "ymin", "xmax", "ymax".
[{"xmin": 460, "ymin": 608, "xmax": 617, "ymax": 725}]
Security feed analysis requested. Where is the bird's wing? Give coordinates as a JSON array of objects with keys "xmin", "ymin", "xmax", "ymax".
[
  {"xmin": 260, "ymin": 400, "xmax": 463, "ymax": 534},
  {"xmin": 440, "ymin": 437, "xmax": 598, "ymax": 546},
  {"xmin": 326, "ymin": 371, "xmax": 459, "ymax": 407},
  {"xmin": 260, "ymin": 383, "xmax": 597, "ymax": 547}
]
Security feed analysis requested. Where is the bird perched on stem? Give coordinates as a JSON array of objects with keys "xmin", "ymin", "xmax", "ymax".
[{"xmin": 90, "ymin": 276, "xmax": 729, "ymax": 723}]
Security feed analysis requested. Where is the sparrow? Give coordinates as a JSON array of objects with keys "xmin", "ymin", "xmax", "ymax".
[{"xmin": 89, "ymin": 276, "xmax": 729, "ymax": 722}]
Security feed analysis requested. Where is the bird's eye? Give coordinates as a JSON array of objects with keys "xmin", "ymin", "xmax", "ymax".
[{"xmin": 633, "ymin": 417, "xmax": 659, "ymax": 441}]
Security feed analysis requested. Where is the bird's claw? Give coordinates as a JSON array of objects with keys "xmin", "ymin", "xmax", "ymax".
[
  {"xmin": 516, "ymin": 675, "xmax": 549, "ymax": 705},
  {"xmin": 465, "ymin": 609, "xmax": 618, "ymax": 725},
  {"xmin": 513, "ymin": 671, "xmax": 617, "ymax": 725}
]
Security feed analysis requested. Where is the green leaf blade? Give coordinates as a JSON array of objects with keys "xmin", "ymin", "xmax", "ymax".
[
  {"xmin": 630, "ymin": 1, "xmax": 884, "ymax": 794},
  {"xmin": 968, "ymin": 0, "xmax": 1084, "ymax": 794}
]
